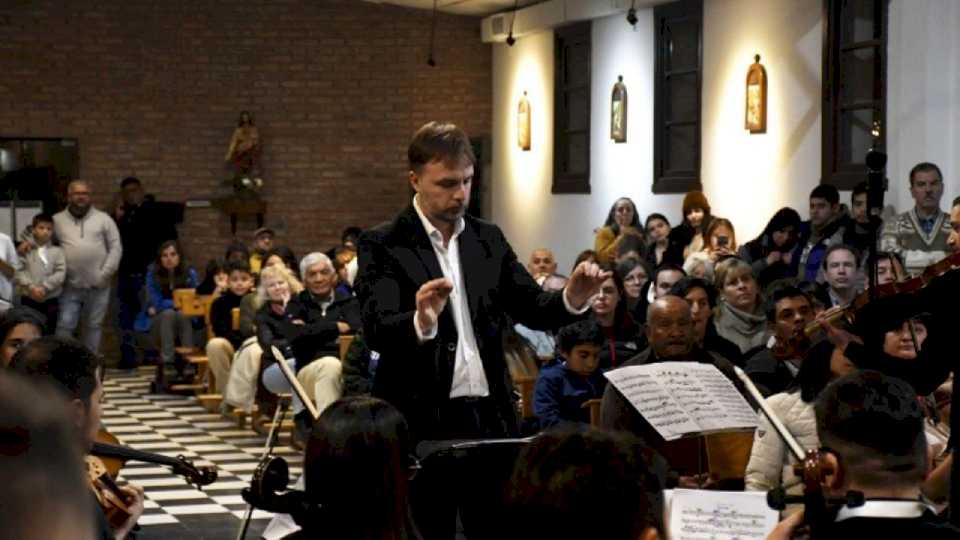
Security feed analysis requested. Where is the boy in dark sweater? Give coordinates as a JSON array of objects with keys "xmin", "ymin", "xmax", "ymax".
[
  {"xmin": 206, "ymin": 261, "xmax": 254, "ymax": 395},
  {"xmin": 533, "ymin": 320, "xmax": 607, "ymax": 429}
]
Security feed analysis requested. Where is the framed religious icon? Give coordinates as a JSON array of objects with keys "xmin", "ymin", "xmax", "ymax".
[
  {"xmin": 611, "ymin": 75, "xmax": 628, "ymax": 143},
  {"xmin": 517, "ymin": 91, "xmax": 531, "ymax": 151},
  {"xmin": 745, "ymin": 55, "xmax": 767, "ymax": 133}
]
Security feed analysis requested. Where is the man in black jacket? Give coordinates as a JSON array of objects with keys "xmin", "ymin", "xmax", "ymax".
[
  {"xmin": 112, "ymin": 177, "xmax": 182, "ymax": 368},
  {"xmin": 356, "ymin": 122, "xmax": 607, "ymax": 539},
  {"xmin": 290, "ymin": 251, "xmax": 361, "ymax": 445}
]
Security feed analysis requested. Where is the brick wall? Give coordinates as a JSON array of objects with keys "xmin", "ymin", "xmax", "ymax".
[{"xmin": 0, "ymin": 0, "xmax": 492, "ymax": 267}]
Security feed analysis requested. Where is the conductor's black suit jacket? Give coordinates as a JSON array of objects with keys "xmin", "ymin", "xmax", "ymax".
[{"xmin": 356, "ymin": 205, "xmax": 580, "ymax": 441}]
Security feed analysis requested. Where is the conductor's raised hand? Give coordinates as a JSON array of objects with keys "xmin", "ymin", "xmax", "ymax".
[
  {"xmin": 416, "ymin": 277, "xmax": 454, "ymax": 331},
  {"xmin": 565, "ymin": 261, "xmax": 613, "ymax": 310}
]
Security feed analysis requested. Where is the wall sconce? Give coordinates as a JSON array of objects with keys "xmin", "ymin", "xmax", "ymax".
[
  {"xmin": 518, "ymin": 91, "xmax": 531, "ymax": 151},
  {"xmin": 745, "ymin": 54, "xmax": 767, "ymax": 134},
  {"xmin": 610, "ymin": 75, "xmax": 628, "ymax": 143}
]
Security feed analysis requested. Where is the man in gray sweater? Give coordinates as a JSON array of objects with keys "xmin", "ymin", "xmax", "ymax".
[{"xmin": 52, "ymin": 180, "xmax": 122, "ymax": 354}]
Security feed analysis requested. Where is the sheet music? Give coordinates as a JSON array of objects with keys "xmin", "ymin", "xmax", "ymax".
[
  {"xmin": 604, "ymin": 362, "xmax": 758, "ymax": 440},
  {"xmin": 664, "ymin": 489, "xmax": 779, "ymax": 540}
]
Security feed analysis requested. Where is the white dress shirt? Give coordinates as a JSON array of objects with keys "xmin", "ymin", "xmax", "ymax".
[{"xmin": 411, "ymin": 196, "xmax": 591, "ymax": 399}]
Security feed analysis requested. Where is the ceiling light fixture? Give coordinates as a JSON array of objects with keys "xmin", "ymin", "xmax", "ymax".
[
  {"xmin": 427, "ymin": 0, "xmax": 438, "ymax": 66},
  {"xmin": 506, "ymin": 0, "xmax": 519, "ymax": 46}
]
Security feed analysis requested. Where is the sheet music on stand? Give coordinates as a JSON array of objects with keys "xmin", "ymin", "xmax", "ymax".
[
  {"xmin": 664, "ymin": 489, "xmax": 779, "ymax": 540},
  {"xmin": 604, "ymin": 362, "xmax": 758, "ymax": 441}
]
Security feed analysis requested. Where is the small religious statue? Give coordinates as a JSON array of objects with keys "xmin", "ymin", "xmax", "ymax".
[
  {"xmin": 611, "ymin": 75, "xmax": 628, "ymax": 143},
  {"xmin": 518, "ymin": 91, "xmax": 531, "ymax": 151},
  {"xmin": 745, "ymin": 55, "xmax": 767, "ymax": 134},
  {"xmin": 225, "ymin": 111, "xmax": 263, "ymax": 194}
]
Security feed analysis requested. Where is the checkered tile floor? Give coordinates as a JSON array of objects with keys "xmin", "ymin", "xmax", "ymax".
[{"xmin": 100, "ymin": 368, "xmax": 302, "ymax": 540}]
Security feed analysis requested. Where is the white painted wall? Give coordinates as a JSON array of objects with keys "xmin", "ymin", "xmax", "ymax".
[
  {"xmin": 887, "ymin": 0, "xmax": 960, "ymax": 211},
  {"xmin": 491, "ymin": 8, "xmax": 666, "ymax": 273},
  {"xmin": 490, "ymin": 0, "xmax": 960, "ymax": 271},
  {"xmin": 700, "ymin": 0, "xmax": 823, "ymax": 242}
]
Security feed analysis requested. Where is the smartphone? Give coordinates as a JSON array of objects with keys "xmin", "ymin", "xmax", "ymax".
[{"xmin": 717, "ymin": 235, "xmax": 729, "ymax": 248}]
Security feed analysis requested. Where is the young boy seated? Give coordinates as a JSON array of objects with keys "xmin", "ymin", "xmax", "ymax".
[
  {"xmin": 206, "ymin": 260, "xmax": 255, "ymax": 397},
  {"xmin": 14, "ymin": 213, "xmax": 65, "ymax": 328},
  {"xmin": 533, "ymin": 320, "xmax": 607, "ymax": 429}
]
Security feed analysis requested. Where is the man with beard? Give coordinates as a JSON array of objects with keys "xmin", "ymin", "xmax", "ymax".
[
  {"xmin": 744, "ymin": 282, "xmax": 816, "ymax": 396},
  {"xmin": 881, "ymin": 162, "xmax": 952, "ymax": 275},
  {"xmin": 52, "ymin": 180, "xmax": 122, "ymax": 354}
]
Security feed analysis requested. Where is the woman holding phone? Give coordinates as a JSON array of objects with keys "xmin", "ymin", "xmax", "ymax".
[
  {"xmin": 738, "ymin": 207, "xmax": 801, "ymax": 289},
  {"xmin": 682, "ymin": 218, "xmax": 737, "ymax": 282}
]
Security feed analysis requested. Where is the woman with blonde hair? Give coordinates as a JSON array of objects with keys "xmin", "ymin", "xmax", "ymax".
[{"xmin": 712, "ymin": 257, "xmax": 766, "ymax": 354}]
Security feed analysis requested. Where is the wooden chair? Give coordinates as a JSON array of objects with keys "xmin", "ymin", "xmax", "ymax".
[
  {"xmin": 581, "ymin": 398, "xmax": 603, "ymax": 427},
  {"xmin": 514, "ymin": 375, "xmax": 537, "ymax": 419},
  {"xmin": 338, "ymin": 334, "xmax": 355, "ymax": 361},
  {"xmin": 169, "ymin": 289, "xmax": 215, "ymax": 395},
  {"xmin": 705, "ymin": 431, "xmax": 756, "ymax": 482}
]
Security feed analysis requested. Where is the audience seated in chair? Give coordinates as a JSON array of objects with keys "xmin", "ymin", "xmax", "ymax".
[
  {"xmin": 0, "ymin": 306, "xmax": 45, "ymax": 368},
  {"xmin": 594, "ymin": 197, "xmax": 644, "ymax": 265},
  {"xmin": 590, "ymin": 268, "xmax": 643, "ymax": 371},
  {"xmin": 668, "ymin": 276, "xmax": 743, "ymax": 366},
  {"xmin": 744, "ymin": 281, "xmax": 817, "ymax": 396},
  {"xmin": 712, "ymin": 258, "xmax": 767, "ymax": 355},
  {"xmin": 134, "ymin": 240, "xmax": 199, "ymax": 387},
  {"xmin": 683, "ymin": 217, "xmax": 738, "ymax": 282},
  {"xmin": 206, "ymin": 261, "xmax": 255, "ymax": 398},
  {"xmin": 533, "ymin": 320, "xmax": 607, "ymax": 430}
]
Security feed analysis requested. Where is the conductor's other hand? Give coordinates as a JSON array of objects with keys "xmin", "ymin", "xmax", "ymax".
[
  {"xmin": 565, "ymin": 261, "xmax": 613, "ymax": 310},
  {"xmin": 416, "ymin": 278, "xmax": 454, "ymax": 332}
]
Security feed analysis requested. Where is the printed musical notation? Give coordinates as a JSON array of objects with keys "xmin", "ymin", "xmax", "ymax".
[
  {"xmin": 664, "ymin": 489, "xmax": 778, "ymax": 540},
  {"xmin": 604, "ymin": 362, "xmax": 758, "ymax": 441}
]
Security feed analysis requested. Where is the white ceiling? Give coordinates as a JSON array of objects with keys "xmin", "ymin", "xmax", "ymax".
[{"xmin": 361, "ymin": 0, "xmax": 546, "ymax": 17}]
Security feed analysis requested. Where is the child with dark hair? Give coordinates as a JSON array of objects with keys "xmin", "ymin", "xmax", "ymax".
[
  {"xmin": 206, "ymin": 261, "xmax": 255, "ymax": 398},
  {"xmin": 195, "ymin": 258, "xmax": 228, "ymax": 296},
  {"xmin": 533, "ymin": 320, "xmax": 607, "ymax": 429},
  {"xmin": 14, "ymin": 213, "xmax": 65, "ymax": 327}
]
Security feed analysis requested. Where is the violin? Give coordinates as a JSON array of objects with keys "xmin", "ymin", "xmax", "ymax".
[
  {"xmin": 804, "ymin": 251, "xmax": 960, "ymax": 338},
  {"xmin": 88, "ymin": 429, "xmax": 218, "ymax": 529},
  {"xmin": 91, "ymin": 429, "xmax": 218, "ymax": 489}
]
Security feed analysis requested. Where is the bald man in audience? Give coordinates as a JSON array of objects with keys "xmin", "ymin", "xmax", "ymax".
[
  {"xmin": 528, "ymin": 248, "xmax": 559, "ymax": 281},
  {"xmin": 601, "ymin": 296, "xmax": 740, "ymax": 483}
]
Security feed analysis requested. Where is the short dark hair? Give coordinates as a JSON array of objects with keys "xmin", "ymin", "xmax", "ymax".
[
  {"xmin": 653, "ymin": 263, "xmax": 685, "ymax": 287},
  {"xmin": 952, "ymin": 195, "xmax": 960, "ymax": 208},
  {"xmin": 852, "ymin": 181, "xmax": 868, "ymax": 202},
  {"xmin": 120, "ymin": 176, "xmax": 141, "ymax": 189},
  {"xmin": 645, "ymin": 212, "xmax": 670, "ymax": 229},
  {"xmin": 0, "ymin": 306, "xmax": 47, "ymax": 342},
  {"xmin": 810, "ymin": 184, "xmax": 840, "ymax": 206},
  {"xmin": 224, "ymin": 259, "xmax": 252, "ymax": 276},
  {"xmin": 669, "ymin": 277, "xmax": 718, "ymax": 308},
  {"xmin": 506, "ymin": 430, "xmax": 663, "ymax": 539},
  {"xmin": 763, "ymin": 280, "xmax": 812, "ymax": 323},
  {"xmin": 10, "ymin": 336, "xmax": 103, "ymax": 406},
  {"xmin": 556, "ymin": 320, "xmax": 604, "ymax": 354},
  {"xmin": 816, "ymin": 370, "xmax": 927, "ymax": 490},
  {"xmin": 615, "ymin": 233, "xmax": 645, "ymax": 260},
  {"xmin": 408, "ymin": 121, "xmax": 476, "ymax": 173},
  {"xmin": 909, "ymin": 162, "xmax": 942, "ymax": 186},
  {"xmin": 822, "ymin": 243, "xmax": 860, "ymax": 270},
  {"xmin": 31, "ymin": 213, "xmax": 53, "ymax": 227},
  {"xmin": 341, "ymin": 226, "xmax": 363, "ymax": 245}
]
